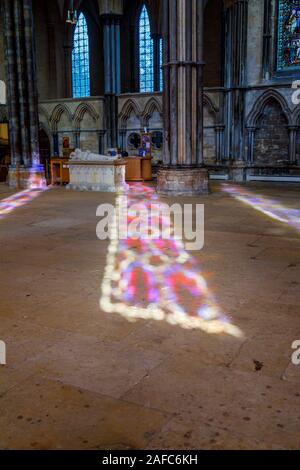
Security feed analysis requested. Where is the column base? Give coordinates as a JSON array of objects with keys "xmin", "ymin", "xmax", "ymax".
[
  {"xmin": 157, "ymin": 167, "xmax": 209, "ymax": 196},
  {"xmin": 8, "ymin": 165, "xmax": 46, "ymax": 190}
]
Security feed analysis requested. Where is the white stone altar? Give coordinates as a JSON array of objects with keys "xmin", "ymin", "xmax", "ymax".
[{"xmin": 67, "ymin": 149, "xmax": 128, "ymax": 192}]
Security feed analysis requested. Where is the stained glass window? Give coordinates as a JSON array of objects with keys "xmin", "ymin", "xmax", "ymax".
[
  {"xmin": 139, "ymin": 5, "xmax": 154, "ymax": 92},
  {"xmin": 159, "ymin": 38, "xmax": 163, "ymax": 91},
  {"xmin": 277, "ymin": 0, "xmax": 300, "ymax": 71},
  {"xmin": 72, "ymin": 13, "xmax": 90, "ymax": 98}
]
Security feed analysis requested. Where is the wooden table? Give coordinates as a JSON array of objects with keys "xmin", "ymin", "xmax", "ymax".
[
  {"xmin": 50, "ymin": 158, "xmax": 70, "ymax": 185},
  {"xmin": 125, "ymin": 156, "xmax": 152, "ymax": 182},
  {"xmin": 141, "ymin": 156, "xmax": 152, "ymax": 181}
]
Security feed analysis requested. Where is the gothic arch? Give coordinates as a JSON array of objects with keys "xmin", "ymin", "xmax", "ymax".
[
  {"xmin": 119, "ymin": 98, "xmax": 142, "ymax": 129},
  {"xmin": 203, "ymin": 94, "xmax": 219, "ymax": 165},
  {"xmin": 203, "ymin": 93, "xmax": 220, "ymax": 121},
  {"xmin": 136, "ymin": 1, "xmax": 156, "ymax": 34},
  {"xmin": 63, "ymin": 0, "xmax": 102, "ymax": 97},
  {"xmin": 246, "ymin": 90, "xmax": 292, "ymax": 128},
  {"xmin": 141, "ymin": 97, "xmax": 162, "ymax": 126},
  {"xmin": 38, "ymin": 105, "xmax": 50, "ymax": 126},
  {"xmin": 38, "ymin": 123, "xmax": 52, "ymax": 158},
  {"xmin": 73, "ymin": 102, "xmax": 99, "ymax": 129},
  {"xmin": 249, "ymin": 90, "xmax": 291, "ymax": 165},
  {"xmin": 50, "ymin": 104, "xmax": 72, "ymax": 131},
  {"xmin": 38, "ymin": 121, "xmax": 51, "ymax": 140}
]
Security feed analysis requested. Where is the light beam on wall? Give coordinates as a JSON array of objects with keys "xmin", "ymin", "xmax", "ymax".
[{"xmin": 100, "ymin": 183, "xmax": 242, "ymax": 337}]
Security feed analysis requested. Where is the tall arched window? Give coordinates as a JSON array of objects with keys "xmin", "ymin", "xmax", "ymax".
[
  {"xmin": 277, "ymin": 0, "xmax": 300, "ymax": 71},
  {"xmin": 72, "ymin": 12, "xmax": 90, "ymax": 97},
  {"xmin": 139, "ymin": 5, "xmax": 154, "ymax": 92}
]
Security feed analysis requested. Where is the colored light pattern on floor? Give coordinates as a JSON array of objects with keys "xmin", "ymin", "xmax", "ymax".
[
  {"xmin": 0, "ymin": 171, "xmax": 47, "ymax": 220},
  {"xmin": 101, "ymin": 183, "xmax": 242, "ymax": 337},
  {"xmin": 0, "ymin": 189, "xmax": 44, "ymax": 220},
  {"xmin": 222, "ymin": 184, "xmax": 300, "ymax": 232}
]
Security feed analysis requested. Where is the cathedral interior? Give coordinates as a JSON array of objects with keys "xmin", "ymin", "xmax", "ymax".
[{"xmin": 0, "ymin": 0, "xmax": 300, "ymax": 452}]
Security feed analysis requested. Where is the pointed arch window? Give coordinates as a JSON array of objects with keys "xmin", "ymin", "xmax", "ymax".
[
  {"xmin": 72, "ymin": 12, "xmax": 90, "ymax": 97},
  {"xmin": 139, "ymin": 5, "xmax": 154, "ymax": 92}
]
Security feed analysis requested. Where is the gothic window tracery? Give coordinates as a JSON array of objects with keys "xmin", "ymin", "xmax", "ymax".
[
  {"xmin": 277, "ymin": 0, "xmax": 300, "ymax": 71},
  {"xmin": 72, "ymin": 12, "xmax": 91, "ymax": 97},
  {"xmin": 159, "ymin": 37, "xmax": 163, "ymax": 91},
  {"xmin": 139, "ymin": 5, "xmax": 154, "ymax": 92}
]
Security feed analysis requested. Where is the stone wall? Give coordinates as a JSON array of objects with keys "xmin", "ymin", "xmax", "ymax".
[
  {"xmin": 236, "ymin": 0, "xmax": 300, "ymax": 177},
  {"xmin": 296, "ymin": 133, "xmax": 300, "ymax": 164},
  {"xmin": 247, "ymin": 0, "xmax": 264, "ymax": 86},
  {"xmin": 118, "ymin": 93, "xmax": 163, "ymax": 163},
  {"xmin": 253, "ymin": 99, "xmax": 289, "ymax": 165},
  {"xmin": 203, "ymin": 105, "xmax": 217, "ymax": 165},
  {"xmin": 203, "ymin": 0, "xmax": 222, "ymax": 87},
  {"xmin": 38, "ymin": 97, "xmax": 105, "ymax": 156},
  {"xmin": 118, "ymin": 91, "xmax": 222, "ymax": 164},
  {"xmin": 36, "ymin": 89, "xmax": 222, "ymax": 164}
]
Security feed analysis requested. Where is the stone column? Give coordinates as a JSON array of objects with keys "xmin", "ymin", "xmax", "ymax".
[
  {"xmin": 262, "ymin": 0, "xmax": 272, "ymax": 81},
  {"xmin": 224, "ymin": 0, "xmax": 248, "ymax": 163},
  {"xmin": 98, "ymin": 130, "xmax": 106, "ymax": 155},
  {"xmin": 119, "ymin": 129, "xmax": 126, "ymax": 152},
  {"xmin": 215, "ymin": 125, "xmax": 225, "ymax": 163},
  {"xmin": 3, "ymin": 0, "xmax": 45, "ymax": 188},
  {"xmin": 63, "ymin": 44, "xmax": 73, "ymax": 98},
  {"xmin": 231, "ymin": 0, "xmax": 248, "ymax": 160},
  {"xmin": 246, "ymin": 126, "xmax": 256, "ymax": 164},
  {"xmin": 52, "ymin": 132, "xmax": 59, "ymax": 156},
  {"xmin": 157, "ymin": 0, "xmax": 209, "ymax": 196},
  {"xmin": 47, "ymin": 21, "xmax": 58, "ymax": 98},
  {"xmin": 74, "ymin": 131, "xmax": 80, "ymax": 149},
  {"xmin": 102, "ymin": 14, "xmax": 121, "ymax": 150},
  {"xmin": 288, "ymin": 126, "xmax": 297, "ymax": 165}
]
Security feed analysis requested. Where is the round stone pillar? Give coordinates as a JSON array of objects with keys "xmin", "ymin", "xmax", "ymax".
[
  {"xmin": 3, "ymin": 0, "xmax": 45, "ymax": 188},
  {"xmin": 102, "ymin": 14, "xmax": 122, "ymax": 150},
  {"xmin": 157, "ymin": 0, "xmax": 209, "ymax": 196}
]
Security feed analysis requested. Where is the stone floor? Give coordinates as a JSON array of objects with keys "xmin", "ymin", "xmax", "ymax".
[{"xmin": 0, "ymin": 182, "xmax": 299, "ymax": 450}]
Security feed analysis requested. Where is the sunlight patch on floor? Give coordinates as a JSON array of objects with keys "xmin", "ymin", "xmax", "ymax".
[
  {"xmin": 100, "ymin": 183, "xmax": 242, "ymax": 338},
  {"xmin": 0, "ymin": 188, "xmax": 45, "ymax": 220},
  {"xmin": 222, "ymin": 184, "xmax": 300, "ymax": 232},
  {"xmin": 0, "ymin": 169, "xmax": 48, "ymax": 220}
]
